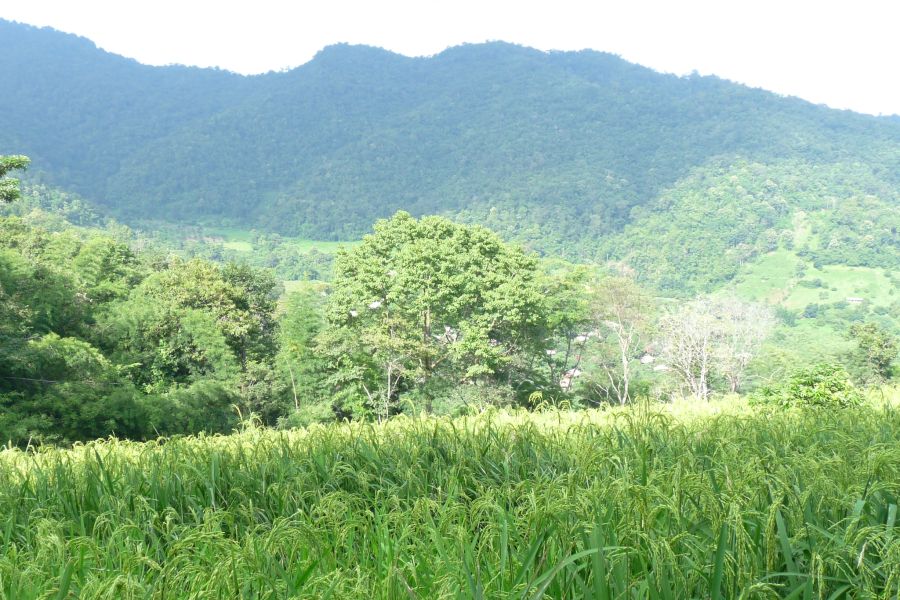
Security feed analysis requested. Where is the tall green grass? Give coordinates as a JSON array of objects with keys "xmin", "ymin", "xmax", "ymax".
[{"xmin": 1, "ymin": 398, "xmax": 899, "ymax": 598}]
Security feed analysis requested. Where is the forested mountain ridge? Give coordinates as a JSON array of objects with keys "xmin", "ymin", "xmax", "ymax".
[{"xmin": 3, "ymin": 19, "xmax": 900, "ymax": 260}]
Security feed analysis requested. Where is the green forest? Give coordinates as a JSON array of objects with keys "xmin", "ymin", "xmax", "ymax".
[
  {"xmin": 3, "ymin": 19, "xmax": 900, "ymax": 259},
  {"xmin": 1, "ymin": 18, "xmax": 900, "ymax": 598},
  {"xmin": 2, "ymin": 156, "xmax": 897, "ymax": 444}
]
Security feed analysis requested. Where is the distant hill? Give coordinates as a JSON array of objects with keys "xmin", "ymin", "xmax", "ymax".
[{"xmin": 2, "ymin": 19, "xmax": 900, "ymax": 268}]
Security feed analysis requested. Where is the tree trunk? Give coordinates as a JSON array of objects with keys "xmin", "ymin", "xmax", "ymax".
[
  {"xmin": 288, "ymin": 362, "xmax": 299, "ymax": 411},
  {"xmin": 423, "ymin": 307, "xmax": 433, "ymax": 414}
]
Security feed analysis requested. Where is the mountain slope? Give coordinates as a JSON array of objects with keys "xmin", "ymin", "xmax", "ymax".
[
  {"xmin": 2, "ymin": 19, "xmax": 900, "ymax": 259},
  {"xmin": 604, "ymin": 159, "xmax": 900, "ymax": 293}
]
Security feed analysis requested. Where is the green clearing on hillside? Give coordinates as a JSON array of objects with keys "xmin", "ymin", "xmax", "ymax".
[
  {"xmin": 791, "ymin": 210, "xmax": 814, "ymax": 248},
  {"xmin": 281, "ymin": 279, "xmax": 309, "ymax": 296},
  {"xmin": 151, "ymin": 223, "xmax": 357, "ymax": 282},
  {"xmin": 202, "ymin": 226, "xmax": 255, "ymax": 242},
  {"xmin": 222, "ymin": 240, "xmax": 253, "ymax": 252},
  {"xmin": 728, "ymin": 249, "xmax": 898, "ymax": 370},
  {"xmin": 783, "ymin": 265, "xmax": 896, "ymax": 310},
  {"xmin": 729, "ymin": 249, "xmax": 801, "ymax": 304},
  {"xmin": 729, "ymin": 248, "xmax": 897, "ymax": 312},
  {"xmin": 201, "ymin": 227, "xmax": 358, "ymax": 255},
  {"xmin": 2, "ymin": 397, "xmax": 899, "ymax": 598}
]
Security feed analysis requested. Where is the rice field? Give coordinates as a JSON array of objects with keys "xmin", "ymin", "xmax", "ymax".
[{"xmin": 1, "ymin": 397, "xmax": 899, "ymax": 599}]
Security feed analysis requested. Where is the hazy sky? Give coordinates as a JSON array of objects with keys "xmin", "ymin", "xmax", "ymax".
[{"xmin": 4, "ymin": 0, "xmax": 900, "ymax": 116}]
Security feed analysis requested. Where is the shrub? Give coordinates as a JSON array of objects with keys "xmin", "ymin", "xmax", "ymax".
[
  {"xmin": 752, "ymin": 362, "xmax": 863, "ymax": 409},
  {"xmin": 278, "ymin": 402, "xmax": 336, "ymax": 429},
  {"xmin": 797, "ymin": 278, "xmax": 823, "ymax": 289},
  {"xmin": 774, "ymin": 305, "xmax": 798, "ymax": 326}
]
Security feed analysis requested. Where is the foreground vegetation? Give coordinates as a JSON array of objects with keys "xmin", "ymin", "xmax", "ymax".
[{"xmin": 1, "ymin": 396, "xmax": 899, "ymax": 598}]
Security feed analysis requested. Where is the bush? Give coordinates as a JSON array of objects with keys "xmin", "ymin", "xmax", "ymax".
[
  {"xmin": 797, "ymin": 278, "xmax": 823, "ymax": 289},
  {"xmin": 145, "ymin": 381, "xmax": 239, "ymax": 436},
  {"xmin": 429, "ymin": 382, "xmax": 516, "ymax": 416},
  {"xmin": 752, "ymin": 363, "xmax": 863, "ymax": 409},
  {"xmin": 774, "ymin": 305, "xmax": 798, "ymax": 326},
  {"xmin": 278, "ymin": 402, "xmax": 336, "ymax": 429}
]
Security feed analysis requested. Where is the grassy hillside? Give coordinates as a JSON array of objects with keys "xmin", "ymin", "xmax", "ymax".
[
  {"xmin": 3, "ymin": 19, "xmax": 900, "ymax": 258},
  {"xmin": 606, "ymin": 160, "xmax": 900, "ymax": 293},
  {"xmin": 2, "ymin": 398, "xmax": 898, "ymax": 598},
  {"xmin": 729, "ymin": 250, "xmax": 897, "ymax": 313},
  {"xmin": 722, "ymin": 246, "xmax": 899, "ymax": 379}
]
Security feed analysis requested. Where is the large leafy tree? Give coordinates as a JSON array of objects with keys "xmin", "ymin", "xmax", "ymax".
[
  {"xmin": 0, "ymin": 155, "xmax": 29, "ymax": 203},
  {"xmin": 847, "ymin": 322, "xmax": 898, "ymax": 384},
  {"xmin": 534, "ymin": 265, "xmax": 593, "ymax": 397},
  {"xmin": 102, "ymin": 258, "xmax": 278, "ymax": 392},
  {"xmin": 275, "ymin": 287, "xmax": 330, "ymax": 423},
  {"xmin": 324, "ymin": 212, "xmax": 547, "ymax": 417}
]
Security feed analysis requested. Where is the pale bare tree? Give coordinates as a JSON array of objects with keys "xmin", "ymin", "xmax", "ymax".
[
  {"xmin": 714, "ymin": 299, "xmax": 775, "ymax": 393},
  {"xmin": 591, "ymin": 277, "xmax": 652, "ymax": 405},
  {"xmin": 659, "ymin": 296, "xmax": 773, "ymax": 400},
  {"xmin": 659, "ymin": 298, "xmax": 718, "ymax": 401}
]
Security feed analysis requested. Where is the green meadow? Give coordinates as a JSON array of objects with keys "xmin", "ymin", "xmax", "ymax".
[
  {"xmin": 782, "ymin": 265, "xmax": 896, "ymax": 311},
  {"xmin": 201, "ymin": 227, "xmax": 358, "ymax": 255},
  {"xmin": 729, "ymin": 249, "xmax": 896, "ymax": 309}
]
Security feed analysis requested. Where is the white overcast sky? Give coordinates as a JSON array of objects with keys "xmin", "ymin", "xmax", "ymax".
[{"xmin": 3, "ymin": 0, "xmax": 900, "ymax": 116}]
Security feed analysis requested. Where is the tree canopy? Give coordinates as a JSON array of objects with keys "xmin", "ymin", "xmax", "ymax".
[
  {"xmin": 0, "ymin": 155, "xmax": 29, "ymax": 203},
  {"xmin": 323, "ymin": 212, "xmax": 548, "ymax": 417}
]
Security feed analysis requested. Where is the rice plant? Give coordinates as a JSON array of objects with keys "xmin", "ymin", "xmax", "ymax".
[{"xmin": 1, "ymin": 395, "xmax": 898, "ymax": 598}]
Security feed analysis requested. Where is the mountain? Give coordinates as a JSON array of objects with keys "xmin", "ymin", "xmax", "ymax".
[{"xmin": 2, "ymin": 19, "xmax": 900, "ymax": 265}]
